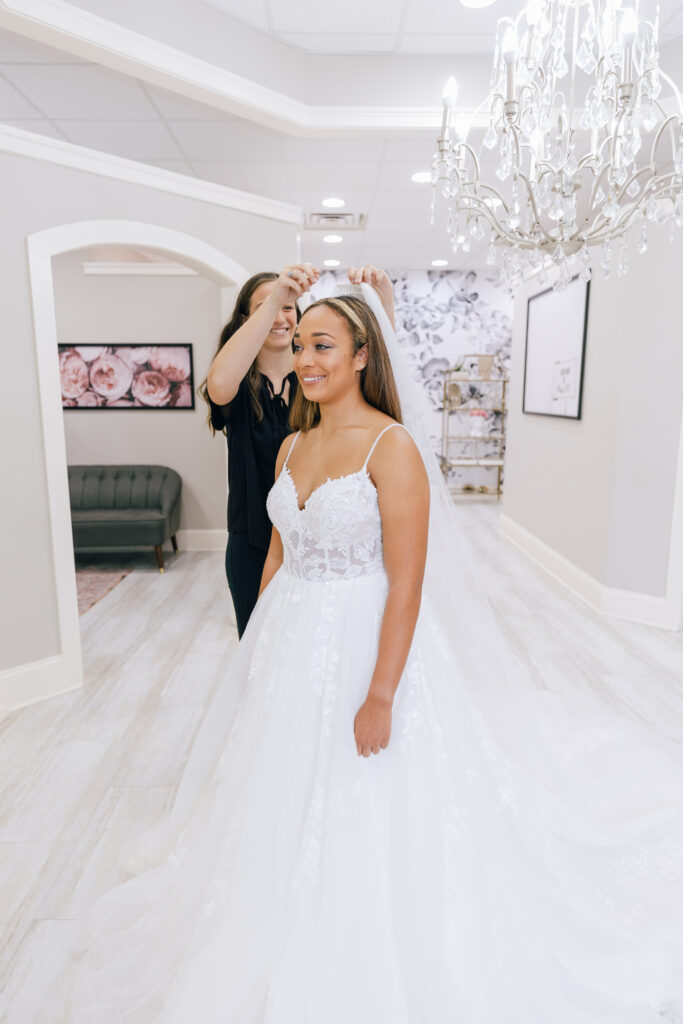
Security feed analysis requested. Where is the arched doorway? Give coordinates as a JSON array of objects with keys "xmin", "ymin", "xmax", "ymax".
[{"xmin": 21, "ymin": 220, "xmax": 247, "ymax": 710}]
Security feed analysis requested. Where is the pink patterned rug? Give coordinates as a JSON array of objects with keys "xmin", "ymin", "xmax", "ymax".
[{"xmin": 76, "ymin": 570, "xmax": 131, "ymax": 616}]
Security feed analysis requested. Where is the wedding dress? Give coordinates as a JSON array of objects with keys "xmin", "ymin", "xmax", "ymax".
[{"xmin": 69, "ymin": 288, "xmax": 683, "ymax": 1023}]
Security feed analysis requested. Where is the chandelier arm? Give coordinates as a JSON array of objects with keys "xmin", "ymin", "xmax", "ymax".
[
  {"xmin": 609, "ymin": 107, "xmax": 629, "ymax": 169},
  {"xmin": 515, "ymin": 172, "xmax": 555, "ymax": 244},
  {"xmin": 476, "ymin": 184, "xmax": 510, "ymax": 216},
  {"xmin": 650, "ymin": 114, "xmax": 682, "ymax": 164}
]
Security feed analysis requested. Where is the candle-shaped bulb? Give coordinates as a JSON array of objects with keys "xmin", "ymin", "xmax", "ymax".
[
  {"xmin": 442, "ymin": 76, "xmax": 459, "ymax": 108},
  {"xmin": 440, "ymin": 76, "xmax": 458, "ymax": 139},
  {"xmin": 501, "ymin": 26, "xmax": 518, "ymax": 64},
  {"xmin": 619, "ymin": 8, "xmax": 637, "ymax": 46}
]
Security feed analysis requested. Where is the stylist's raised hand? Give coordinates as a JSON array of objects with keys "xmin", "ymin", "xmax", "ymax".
[
  {"xmin": 272, "ymin": 263, "xmax": 320, "ymax": 305},
  {"xmin": 348, "ymin": 265, "xmax": 395, "ymax": 327}
]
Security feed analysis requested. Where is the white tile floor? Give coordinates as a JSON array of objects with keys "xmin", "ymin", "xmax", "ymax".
[{"xmin": 1, "ymin": 507, "xmax": 681, "ymax": 1022}]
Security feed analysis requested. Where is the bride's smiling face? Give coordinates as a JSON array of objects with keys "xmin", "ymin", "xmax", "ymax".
[{"xmin": 292, "ymin": 306, "xmax": 367, "ymax": 403}]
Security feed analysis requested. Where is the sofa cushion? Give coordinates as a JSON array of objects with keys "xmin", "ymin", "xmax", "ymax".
[{"xmin": 71, "ymin": 508, "xmax": 169, "ymax": 547}]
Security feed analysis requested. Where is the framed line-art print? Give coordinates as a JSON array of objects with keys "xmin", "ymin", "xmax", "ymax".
[
  {"xmin": 59, "ymin": 344, "xmax": 195, "ymax": 410},
  {"xmin": 522, "ymin": 276, "xmax": 590, "ymax": 420}
]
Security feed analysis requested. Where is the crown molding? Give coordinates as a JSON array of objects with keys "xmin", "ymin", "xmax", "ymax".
[
  {"xmin": 0, "ymin": 0, "xmax": 487, "ymax": 133},
  {"xmin": 0, "ymin": 124, "xmax": 303, "ymax": 224}
]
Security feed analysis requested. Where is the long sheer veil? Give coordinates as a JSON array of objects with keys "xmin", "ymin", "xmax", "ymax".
[{"xmin": 121, "ymin": 280, "xmax": 683, "ymax": 889}]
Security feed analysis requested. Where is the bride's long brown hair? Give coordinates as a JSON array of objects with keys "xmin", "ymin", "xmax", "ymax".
[{"xmin": 289, "ymin": 296, "xmax": 402, "ymax": 432}]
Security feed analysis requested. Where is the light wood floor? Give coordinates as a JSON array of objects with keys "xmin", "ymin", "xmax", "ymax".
[{"xmin": 1, "ymin": 506, "xmax": 681, "ymax": 1022}]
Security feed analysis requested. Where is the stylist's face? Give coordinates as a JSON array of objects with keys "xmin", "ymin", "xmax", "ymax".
[{"xmin": 249, "ymin": 281, "xmax": 297, "ymax": 351}]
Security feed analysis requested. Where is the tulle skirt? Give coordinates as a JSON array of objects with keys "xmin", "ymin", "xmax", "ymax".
[{"xmin": 70, "ymin": 567, "xmax": 683, "ymax": 1023}]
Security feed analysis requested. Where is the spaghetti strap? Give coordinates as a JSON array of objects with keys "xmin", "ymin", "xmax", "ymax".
[
  {"xmin": 283, "ymin": 431, "xmax": 300, "ymax": 470},
  {"xmin": 362, "ymin": 422, "xmax": 402, "ymax": 470}
]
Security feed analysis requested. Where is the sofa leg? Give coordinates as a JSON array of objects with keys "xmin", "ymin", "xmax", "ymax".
[
  {"xmin": 171, "ymin": 534, "xmax": 178, "ymax": 555},
  {"xmin": 154, "ymin": 545, "xmax": 165, "ymax": 573}
]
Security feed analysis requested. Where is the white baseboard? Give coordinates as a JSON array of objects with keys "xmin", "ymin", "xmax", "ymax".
[
  {"xmin": 499, "ymin": 514, "xmax": 681, "ymax": 630},
  {"xmin": 0, "ymin": 653, "xmax": 83, "ymax": 718},
  {"xmin": 175, "ymin": 528, "xmax": 227, "ymax": 552}
]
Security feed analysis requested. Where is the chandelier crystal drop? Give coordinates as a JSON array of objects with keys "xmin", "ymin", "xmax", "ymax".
[{"xmin": 432, "ymin": 0, "xmax": 683, "ymax": 290}]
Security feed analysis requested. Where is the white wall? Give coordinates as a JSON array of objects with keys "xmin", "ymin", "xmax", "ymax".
[
  {"xmin": 502, "ymin": 228, "xmax": 683, "ymax": 623},
  {"xmin": 0, "ymin": 144, "xmax": 298, "ymax": 693},
  {"xmin": 54, "ymin": 251, "xmax": 228, "ymax": 534}
]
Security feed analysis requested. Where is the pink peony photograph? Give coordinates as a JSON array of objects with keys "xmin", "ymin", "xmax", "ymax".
[{"xmin": 58, "ymin": 344, "xmax": 195, "ymax": 410}]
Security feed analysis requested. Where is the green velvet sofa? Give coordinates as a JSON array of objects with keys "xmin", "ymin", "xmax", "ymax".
[{"xmin": 68, "ymin": 465, "xmax": 182, "ymax": 572}]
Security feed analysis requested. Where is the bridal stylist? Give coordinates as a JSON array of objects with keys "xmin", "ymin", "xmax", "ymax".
[{"xmin": 202, "ymin": 263, "xmax": 319, "ymax": 636}]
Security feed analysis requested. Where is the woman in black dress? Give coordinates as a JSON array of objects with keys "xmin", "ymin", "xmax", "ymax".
[{"xmin": 201, "ymin": 263, "xmax": 319, "ymax": 636}]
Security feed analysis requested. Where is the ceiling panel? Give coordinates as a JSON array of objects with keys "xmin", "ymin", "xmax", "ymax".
[
  {"xmin": 1, "ymin": 118, "xmax": 65, "ymax": 139},
  {"xmin": 369, "ymin": 186, "xmax": 434, "ymax": 214},
  {"xmin": 279, "ymin": 34, "xmax": 398, "ymax": 53},
  {"xmin": 256, "ymin": 187, "xmax": 377, "ymax": 210},
  {"xmin": 145, "ymin": 84, "xmax": 239, "ymax": 121},
  {"xmin": 0, "ymin": 73, "xmax": 43, "ymax": 118},
  {"xmin": 2, "ymin": 64, "xmax": 157, "ymax": 119},
  {"xmin": 661, "ymin": 4, "xmax": 683, "ymax": 40},
  {"xmin": 396, "ymin": 34, "xmax": 494, "ymax": 55},
  {"xmin": 0, "ymin": 29, "xmax": 87, "ymax": 63},
  {"xmin": 280, "ymin": 136, "xmax": 386, "ymax": 161},
  {"xmin": 376, "ymin": 160, "xmax": 439, "ymax": 189},
  {"xmin": 55, "ymin": 119, "xmax": 183, "ymax": 161},
  {"xmin": 269, "ymin": 0, "xmax": 404, "ymax": 36},
  {"xmin": 168, "ymin": 119, "xmax": 285, "ymax": 161},
  {"xmin": 190, "ymin": 158, "xmax": 378, "ymax": 191},
  {"xmin": 201, "ymin": 0, "xmax": 271, "ymax": 32},
  {"xmin": 401, "ymin": 0, "xmax": 506, "ymax": 37},
  {"xmin": 147, "ymin": 158, "xmax": 197, "ymax": 175}
]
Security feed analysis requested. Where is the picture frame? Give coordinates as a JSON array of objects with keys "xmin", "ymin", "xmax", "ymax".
[
  {"xmin": 58, "ymin": 343, "xmax": 195, "ymax": 410},
  {"xmin": 522, "ymin": 277, "xmax": 590, "ymax": 420}
]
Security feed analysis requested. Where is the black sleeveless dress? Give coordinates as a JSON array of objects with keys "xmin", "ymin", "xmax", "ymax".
[{"xmin": 209, "ymin": 371, "xmax": 298, "ymax": 636}]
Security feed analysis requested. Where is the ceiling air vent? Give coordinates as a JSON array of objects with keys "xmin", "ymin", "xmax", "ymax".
[{"xmin": 305, "ymin": 212, "xmax": 365, "ymax": 230}]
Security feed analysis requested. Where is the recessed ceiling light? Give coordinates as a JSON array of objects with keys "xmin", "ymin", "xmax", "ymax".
[
  {"xmin": 324, "ymin": 259, "xmax": 340, "ymax": 267},
  {"xmin": 323, "ymin": 234, "xmax": 343, "ymax": 244},
  {"xmin": 321, "ymin": 197, "xmax": 346, "ymax": 209},
  {"xmin": 460, "ymin": 0, "xmax": 496, "ymax": 8},
  {"xmin": 411, "ymin": 171, "xmax": 432, "ymax": 184},
  {"xmin": 431, "ymin": 259, "xmax": 449, "ymax": 267}
]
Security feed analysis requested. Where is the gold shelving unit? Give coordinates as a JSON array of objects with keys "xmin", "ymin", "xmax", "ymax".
[{"xmin": 441, "ymin": 354, "xmax": 509, "ymax": 498}]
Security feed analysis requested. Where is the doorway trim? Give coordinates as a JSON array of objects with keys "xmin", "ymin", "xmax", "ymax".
[{"xmin": 1, "ymin": 219, "xmax": 247, "ymax": 714}]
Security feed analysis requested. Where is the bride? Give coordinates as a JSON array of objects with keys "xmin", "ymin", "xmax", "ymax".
[{"xmin": 71, "ymin": 267, "xmax": 683, "ymax": 1023}]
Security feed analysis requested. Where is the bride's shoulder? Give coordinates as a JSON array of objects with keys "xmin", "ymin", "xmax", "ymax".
[
  {"xmin": 274, "ymin": 431, "xmax": 299, "ymax": 474},
  {"xmin": 367, "ymin": 420, "xmax": 426, "ymax": 481}
]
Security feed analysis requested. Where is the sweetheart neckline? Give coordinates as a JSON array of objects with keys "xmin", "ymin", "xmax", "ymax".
[{"xmin": 281, "ymin": 465, "xmax": 375, "ymax": 513}]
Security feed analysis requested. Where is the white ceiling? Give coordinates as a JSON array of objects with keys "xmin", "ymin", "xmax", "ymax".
[
  {"xmin": 1, "ymin": 0, "xmax": 683, "ymax": 270},
  {"xmin": 0, "ymin": 27, "xmax": 493, "ymax": 268},
  {"xmin": 204, "ymin": 0, "xmax": 683, "ymax": 53}
]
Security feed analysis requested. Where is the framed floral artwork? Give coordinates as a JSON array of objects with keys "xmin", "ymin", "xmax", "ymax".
[
  {"xmin": 522, "ymin": 277, "xmax": 589, "ymax": 420},
  {"xmin": 58, "ymin": 344, "xmax": 195, "ymax": 410}
]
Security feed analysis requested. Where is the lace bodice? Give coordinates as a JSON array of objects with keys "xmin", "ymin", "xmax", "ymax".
[{"xmin": 266, "ymin": 424, "xmax": 400, "ymax": 582}]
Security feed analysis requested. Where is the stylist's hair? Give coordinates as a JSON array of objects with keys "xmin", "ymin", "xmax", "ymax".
[
  {"xmin": 199, "ymin": 272, "xmax": 300, "ymax": 433},
  {"xmin": 289, "ymin": 296, "xmax": 402, "ymax": 432}
]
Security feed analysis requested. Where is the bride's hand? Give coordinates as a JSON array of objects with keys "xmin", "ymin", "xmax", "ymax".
[
  {"xmin": 354, "ymin": 694, "xmax": 392, "ymax": 757},
  {"xmin": 348, "ymin": 265, "xmax": 395, "ymax": 328}
]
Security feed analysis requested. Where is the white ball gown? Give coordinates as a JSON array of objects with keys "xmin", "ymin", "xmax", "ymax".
[{"xmin": 68, "ymin": 421, "xmax": 683, "ymax": 1023}]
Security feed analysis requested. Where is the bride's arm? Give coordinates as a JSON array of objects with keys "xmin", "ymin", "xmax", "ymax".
[
  {"xmin": 354, "ymin": 428, "xmax": 430, "ymax": 757},
  {"xmin": 257, "ymin": 433, "xmax": 297, "ymax": 597},
  {"xmin": 258, "ymin": 527, "xmax": 283, "ymax": 597}
]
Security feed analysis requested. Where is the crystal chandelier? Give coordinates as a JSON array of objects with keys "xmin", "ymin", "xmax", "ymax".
[{"xmin": 432, "ymin": 0, "xmax": 683, "ymax": 289}]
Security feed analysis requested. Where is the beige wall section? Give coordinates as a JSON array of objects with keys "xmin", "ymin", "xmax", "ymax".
[
  {"xmin": 54, "ymin": 252, "xmax": 228, "ymax": 533},
  {"xmin": 1, "ymin": 149, "xmax": 297, "ymax": 675},
  {"xmin": 503, "ymin": 229, "xmax": 683, "ymax": 601}
]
